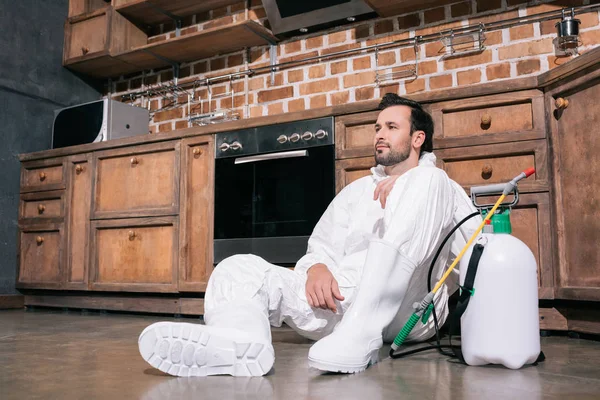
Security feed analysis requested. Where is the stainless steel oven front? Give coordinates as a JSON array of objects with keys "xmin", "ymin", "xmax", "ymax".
[{"xmin": 214, "ymin": 117, "xmax": 335, "ymax": 266}]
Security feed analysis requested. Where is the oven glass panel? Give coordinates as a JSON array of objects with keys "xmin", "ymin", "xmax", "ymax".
[{"xmin": 215, "ymin": 145, "xmax": 335, "ymax": 239}]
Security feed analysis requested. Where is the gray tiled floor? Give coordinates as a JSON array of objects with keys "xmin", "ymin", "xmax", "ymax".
[{"xmin": 1, "ymin": 308, "xmax": 600, "ymax": 399}]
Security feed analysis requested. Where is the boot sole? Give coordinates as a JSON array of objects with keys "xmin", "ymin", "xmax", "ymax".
[
  {"xmin": 138, "ymin": 322, "xmax": 274, "ymax": 377},
  {"xmin": 307, "ymin": 350, "xmax": 379, "ymax": 374}
]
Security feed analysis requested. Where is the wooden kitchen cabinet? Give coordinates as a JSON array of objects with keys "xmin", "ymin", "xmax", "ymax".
[
  {"xmin": 546, "ymin": 67, "xmax": 600, "ymax": 302},
  {"xmin": 92, "ymin": 141, "xmax": 180, "ymax": 219},
  {"xmin": 89, "ymin": 216, "xmax": 179, "ymax": 293},
  {"xmin": 17, "ymin": 223, "xmax": 65, "ymax": 289},
  {"xmin": 178, "ymin": 136, "xmax": 215, "ymax": 292},
  {"xmin": 68, "ymin": 0, "xmax": 111, "ymax": 19}
]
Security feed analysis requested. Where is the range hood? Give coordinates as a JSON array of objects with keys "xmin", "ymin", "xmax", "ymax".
[{"xmin": 261, "ymin": 0, "xmax": 377, "ymax": 38}]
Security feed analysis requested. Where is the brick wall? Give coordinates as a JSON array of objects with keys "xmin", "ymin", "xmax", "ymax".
[{"xmin": 111, "ymin": 0, "xmax": 600, "ymax": 133}]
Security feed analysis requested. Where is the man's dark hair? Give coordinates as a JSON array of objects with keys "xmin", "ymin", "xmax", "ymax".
[{"xmin": 377, "ymin": 93, "xmax": 434, "ymax": 155}]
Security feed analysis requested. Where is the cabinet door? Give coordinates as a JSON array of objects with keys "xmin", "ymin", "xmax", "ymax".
[
  {"xmin": 335, "ymin": 156, "xmax": 374, "ymax": 194},
  {"xmin": 65, "ymin": 154, "xmax": 93, "ymax": 290},
  {"xmin": 179, "ymin": 136, "xmax": 215, "ymax": 292},
  {"xmin": 92, "ymin": 141, "xmax": 180, "ymax": 219},
  {"xmin": 547, "ymin": 70, "xmax": 600, "ymax": 301},
  {"xmin": 89, "ymin": 216, "xmax": 179, "ymax": 293},
  {"xmin": 17, "ymin": 223, "xmax": 64, "ymax": 289}
]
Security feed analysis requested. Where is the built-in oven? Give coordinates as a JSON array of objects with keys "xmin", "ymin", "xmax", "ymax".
[{"xmin": 214, "ymin": 117, "xmax": 335, "ymax": 266}]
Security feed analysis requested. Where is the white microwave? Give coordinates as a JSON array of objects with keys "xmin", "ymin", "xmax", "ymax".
[{"xmin": 51, "ymin": 99, "xmax": 150, "ymax": 149}]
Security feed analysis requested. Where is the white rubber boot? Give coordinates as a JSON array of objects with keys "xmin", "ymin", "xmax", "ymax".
[
  {"xmin": 308, "ymin": 239, "xmax": 416, "ymax": 373},
  {"xmin": 138, "ymin": 302, "xmax": 274, "ymax": 377}
]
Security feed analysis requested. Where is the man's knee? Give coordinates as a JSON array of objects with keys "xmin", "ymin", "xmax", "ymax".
[{"xmin": 212, "ymin": 254, "xmax": 272, "ymax": 279}]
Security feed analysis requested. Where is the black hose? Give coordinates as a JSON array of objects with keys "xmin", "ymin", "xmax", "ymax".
[{"xmin": 389, "ymin": 211, "xmax": 480, "ymax": 359}]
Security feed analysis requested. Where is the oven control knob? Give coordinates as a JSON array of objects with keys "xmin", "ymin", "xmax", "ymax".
[
  {"xmin": 230, "ymin": 141, "xmax": 243, "ymax": 151},
  {"xmin": 219, "ymin": 142, "xmax": 230, "ymax": 152},
  {"xmin": 289, "ymin": 133, "xmax": 301, "ymax": 143},
  {"xmin": 315, "ymin": 129, "xmax": 328, "ymax": 140},
  {"xmin": 301, "ymin": 131, "xmax": 314, "ymax": 141},
  {"xmin": 277, "ymin": 135, "xmax": 288, "ymax": 144}
]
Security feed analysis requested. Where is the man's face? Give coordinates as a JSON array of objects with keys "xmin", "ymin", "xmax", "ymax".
[{"xmin": 374, "ymin": 106, "xmax": 412, "ymax": 166}]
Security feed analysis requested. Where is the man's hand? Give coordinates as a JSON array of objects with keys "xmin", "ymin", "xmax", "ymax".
[
  {"xmin": 306, "ymin": 263, "xmax": 345, "ymax": 313},
  {"xmin": 374, "ymin": 175, "xmax": 400, "ymax": 208}
]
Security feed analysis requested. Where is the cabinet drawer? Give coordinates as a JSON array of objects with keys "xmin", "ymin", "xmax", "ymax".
[
  {"xmin": 90, "ymin": 217, "xmax": 178, "ymax": 292},
  {"xmin": 21, "ymin": 158, "xmax": 65, "ymax": 193},
  {"xmin": 429, "ymin": 90, "xmax": 545, "ymax": 148},
  {"xmin": 17, "ymin": 224, "xmax": 64, "ymax": 289},
  {"xmin": 335, "ymin": 111, "xmax": 379, "ymax": 159},
  {"xmin": 92, "ymin": 141, "xmax": 180, "ymax": 218},
  {"xmin": 435, "ymin": 140, "xmax": 549, "ymax": 193},
  {"xmin": 19, "ymin": 190, "xmax": 65, "ymax": 221}
]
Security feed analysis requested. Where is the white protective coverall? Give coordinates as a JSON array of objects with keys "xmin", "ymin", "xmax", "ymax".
[{"xmin": 204, "ymin": 152, "xmax": 480, "ymax": 343}]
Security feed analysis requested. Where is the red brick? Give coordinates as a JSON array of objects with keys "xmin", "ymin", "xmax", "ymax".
[
  {"xmin": 228, "ymin": 54, "xmax": 244, "ymax": 67},
  {"xmin": 424, "ymin": 7, "xmax": 446, "ymax": 25},
  {"xmin": 547, "ymin": 55, "xmax": 576, "ymax": 70},
  {"xmin": 343, "ymin": 71, "xmax": 376, "ymax": 88},
  {"xmin": 367, "ymin": 32, "xmax": 409, "ymax": 46},
  {"xmin": 205, "ymin": 15, "xmax": 234, "ymax": 29},
  {"xmin": 457, "ymin": 69, "xmax": 482, "ymax": 85},
  {"xmin": 258, "ymin": 86, "xmax": 293, "ymax": 103},
  {"xmin": 175, "ymin": 120, "xmax": 188, "ymax": 130},
  {"xmin": 509, "ymin": 25, "xmax": 534, "ymax": 41},
  {"xmin": 429, "ymin": 74, "xmax": 453, "ymax": 90},
  {"xmin": 154, "ymin": 108, "xmax": 183, "ymax": 122},
  {"xmin": 210, "ymin": 57, "xmax": 226, "ymax": 71},
  {"xmin": 288, "ymin": 98, "xmax": 306, "ymax": 113},
  {"xmin": 379, "ymin": 84, "xmax": 400, "ymax": 96},
  {"xmin": 354, "ymin": 24, "xmax": 371, "ymax": 40},
  {"xmin": 331, "ymin": 61, "xmax": 348, "ymax": 75},
  {"xmin": 418, "ymin": 60, "xmax": 438, "ymax": 75},
  {"xmin": 148, "ymin": 34, "xmax": 168, "ymax": 44},
  {"xmin": 355, "ymin": 86, "xmax": 375, "ymax": 101},
  {"xmin": 280, "ymin": 51, "xmax": 319, "ymax": 64},
  {"xmin": 540, "ymin": 12, "xmax": 598, "ymax": 36},
  {"xmin": 469, "ymin": 10, "xmax": 518, "ymax": 26},
  {"xmin": 330, "ymin": 91, "xmax": 350, "ymax": 106},
  {"xmin": 268, "ymin": 102, "xmax": 284, "ymax": 115},
  {"xmin": 416, "ymin": 21, "xmax": 461, "ymax": 37},
  {"xmin": 266, "ymin": 72, "xmax": 284, "ymax": 88},
  {"xmin": 476, "ymin": 0, "xmax": 502, "ymax": 12},
  {"xmin": 375, "ymin": 19, "xmax": 394, "ymax": 35},
  {"xmin": 310, "ymin": 94, "xmax": 327, "ymax": 108},
  {"xmin": 398, "ymin": 13, "xmax": 421, "ymax": 30},
  {"xmin": 451, "ymin": 1, "xmax": 472, "ymax": 18},
  {"xmin": 400, "ymin": 47, "xmax": 417, "ymax": 62},
  {"xmin": 405, "ymin": 78, "xmax": 425, "ymax": 94},
  {"xmin": 194, "ymin": 61, "xmax": 208, "ymax": 74},
  {"xmin": 230, "ymin": 2, "xmax": 246, "ymax": 12},
  {"xmin": 425, "ymin": 42, "xmax": 444, "ymax": 58},
  {"xmin": 158, "ymin": 122, "xmax": 173, "ymax": 132},
  {"xmin": 287, "ymin": 69, "xmax": 304, "ymax": 83},
  {"xmin": 149, "ymin": 125, "xmax": 159, "ymax": 134},
  {"xmin": 309, "ymin": 65, "xmax": 326, "ymax": 79},
  {"xmin": 444, "ymin": 50, "xmax": 492, "ymax": 70},
  {"xmin": 320, "ymin": 43, "xmax": 360, "ymax": 56},
  {"xmin": 377, "ymin": 51, "xmax": 396, "ymax": 66},
  {"xmin": 580, "ymin": 29, "xmax": 600, "ymax": 47},
  {"xmin": 498, "ymin": 39, "xmax": 554, "ymax": 60},
  {"xmin": 486, "ymin": 31, "xmax": 503, "ymax": 46},
  {"xmin": 182, "ymin": 26, "xmax": 198, "ymax": 36},
  {"xmin": 516, "ymin": 59, "xmax": 540, "ymax": 75},
  {"xmin": 285, "ymin": 40, "xmax": 302, "ymax": 54},
  {"xmin": 249, "ymin": 8, "xmax": 266, "ymax": 20},
  {"xmin": 486, "ymin": 63, "xmax": 511, "ymax": 80},
  {"xmin": 353, "ymin": 56, "xmax": 372, "ymax": 71},
  {"xmin": 212, "ymin": 5, "xmax": 228, "ymax": 18},
  {"xmin": 249, "ymin": 77, "xmax": 265, "ymax": 90},
  {"xmin": 149, "ymin": 100, "xmax": 159, "ymax": 111},
  {"xmin": 329, "ymin": 30, "xmax": 348, "ymax": 45},
  {"xmin": 300, "ymin": 78, "xmax": 339, "ymax": 95},
  {"xmin": 250, "ymin": 106, "xmax": 264, "ymax": 118},
  {"xmin": 306, "ymin": 36, "xmax": 323, "ymax": 49}
]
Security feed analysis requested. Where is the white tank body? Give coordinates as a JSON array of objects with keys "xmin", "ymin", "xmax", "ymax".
[{"xmin": 459, "ymin": 233, "xmax": 541, "ymax": 369}]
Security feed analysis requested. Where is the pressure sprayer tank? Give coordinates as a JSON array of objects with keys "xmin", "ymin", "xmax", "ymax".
[{"xmin": 459, "ymin": 209, "xmax": 540, "ymax": 369}]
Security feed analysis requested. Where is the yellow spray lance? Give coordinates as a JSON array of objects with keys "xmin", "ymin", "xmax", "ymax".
[{"xmin": 391, "ymin": 167, "xmax": 536, "ymax": 351}]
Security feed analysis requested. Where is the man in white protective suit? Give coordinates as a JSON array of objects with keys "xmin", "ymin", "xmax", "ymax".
[{"xmin": 138, "ymin": 93, "xmax": 479, "ymax": 377}]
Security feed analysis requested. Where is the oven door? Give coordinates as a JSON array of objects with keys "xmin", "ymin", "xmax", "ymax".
[{"xmin": 214, "ymin": 145, "xmax": 335, "ymax": 265}]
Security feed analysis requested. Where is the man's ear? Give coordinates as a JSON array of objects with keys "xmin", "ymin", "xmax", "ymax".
[{"xmin": 412, "ymin": 130, "xmax": 425, "ymax": 148}]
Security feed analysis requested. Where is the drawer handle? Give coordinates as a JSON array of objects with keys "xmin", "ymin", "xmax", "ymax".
[
  {"xmin": 38, "ymin": 204, "xmax": 46, "ymax": 214},
  {"xmin": 481, "ymin": 164, "xmax": 493, "ymax": 179},
  {"xmin": 555, "ymin": 97, "xmax": 569, "ymax": 110},
  {"xmin": 39, "ymin": 172, "xmax": 46, "ymax": 181},
  {"xmin": 130, "ymin": 157, "xmax": 139, "ymax": 166},
  {"xmin": 82, "ymin": 46, "xmax": 89, "ymax": 55},
  {"xmin": 75, "ymin": 165, "xmax": 84, "ymax": 174},
  {"xmin": 128, "ymin": 230, "xmax": 136, "ymax": 240},
  {"xmin": 36, "ymin": 236, "xmax": 44, "ymax": 245},
  {"xmin": 481, "ymin": 114, "xmax": 492, "ymax": 126},
  {"xmin": 193, "ymin": 148, "xmax": 203, "ymax": 156}
]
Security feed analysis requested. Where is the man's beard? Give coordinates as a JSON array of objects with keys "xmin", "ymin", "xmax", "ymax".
[{"xmin": 374, "ymin": 141, "xmax": 410, "ymax": 166}]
